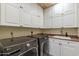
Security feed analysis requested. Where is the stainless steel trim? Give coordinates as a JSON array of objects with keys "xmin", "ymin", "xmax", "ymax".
[
  {"xmin": 41, "ymin": 40, "xmax": 48, "ymax": 56},
  {"xmin": 18, "ymin": 47, "xmax": 38, "ymax": 56},
  {"xmin": 4, "ymin": 39, "xmax": 37, "ymax": 48},
  {"xmin": 0, "ymin": 48, "xmax": 21, "ymax": 55}
]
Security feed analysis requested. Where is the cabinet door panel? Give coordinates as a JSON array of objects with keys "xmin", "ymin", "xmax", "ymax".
[
  {"xmin": 21, "ymin": 12, "xmax": 31, "ymax": 27},
  {"xmin": 44, "ymin": 17, "xmax": 51, "ymax": 28},
  {"xmin": 61, "ymin": 41, "xmax": 79, "ymax": 56},
  {"xmin": 61, "ymin": 44, "xmax": 75, "ymax": 56},
  {"xmin": 5, "ymin": 4, "xmax": 19, "ymax": 24},
  {"xmin": 54, "ymin": 4, "xmax": 63, "ymax": 17},
  {"xmin": 63, "ymin": 4, "xmax": 75, "ymax": 13},
  {"xmin": 31, "ymin": 16, "xmax": 39, "ymax": 27},
  {"xmin": 63, "ymin": 13, "xmax": 77, "ymax": 27},
  {"xmin": 49, "ymin": 38, "xmax": 61, "ymax": 56},
  {"xmin": 52, "ymin": 16, "xmax": 63, "ymax": 28}
]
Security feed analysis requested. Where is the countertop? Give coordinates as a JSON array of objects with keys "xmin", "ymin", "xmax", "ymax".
[
  {"xmin": 0, "ymin": 33, "xmax": 79, "ymax": 48},
  {"xmin": 47, "ymin": 34, "xmax": 79, "ymax": 42}
]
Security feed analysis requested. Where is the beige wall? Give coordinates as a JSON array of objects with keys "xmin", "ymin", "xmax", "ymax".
[
  {"xmin": 78, "ymin": 28, "xmax": 79, "ymax": 37},
  {"xmin": 0, "ymin": 26, "xmax": 78, "ymax": 40},
  {"xmin": 0, "ymin": 26, "xmax": 42, "ymax": 39},
  {"xmin": 42, "ymin": 28, "xmax": 78, "ymax": 36}
]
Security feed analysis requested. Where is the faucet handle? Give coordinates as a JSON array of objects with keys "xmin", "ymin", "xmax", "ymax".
[{"xmin": 65, "ymin": 32, "xmax": 68, "ymax": 37}]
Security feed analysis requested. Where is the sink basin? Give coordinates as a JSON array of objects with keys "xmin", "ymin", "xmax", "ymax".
[{"xmin": 53, "ymin": 36, "xmax": 71, "ymax": 39}]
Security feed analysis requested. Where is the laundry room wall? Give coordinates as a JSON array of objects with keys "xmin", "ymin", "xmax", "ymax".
[
  {"xmin": 42, "ymin": 28, "xmax": 78, "ymax": 36},
  {"xmin": 0, "ymin": 26, "xmax": 42, "ymax": 39}
]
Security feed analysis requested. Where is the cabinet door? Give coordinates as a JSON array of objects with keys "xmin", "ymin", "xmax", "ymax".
[
  {"xmin": 77, "ymin": 4, "xmax": 79, "ymax": 27},
  {"xmin": 61, "ymin": 41, "xmax": 79, "ymax": 56},
  {"xmin": 44, "ymin": 7, "xmax": 52, "ymax": 28},
  {"xmin": 44, "ymin": 16, "xmax": 52, "ymax": 28},
  {"xmin": 54, "ymin": 4, "xmax": 63, "ymax": 17},
  {"xmin": 49, "ymin": 38, "xmax": 61, "ymax": 56},
  {"xmin": 21, "ymin": 3, "xmax": 43, "ymax": 28},
  {"xmin": 63, "ymin": 12, "xmax": 77, "ymax": 27},
  {"xmin": 51, "ymin": 4, "xmax": 63, "ymax": 28},
  {"xmin": 63, "ymin": 3, "xmax": 76, "ymax": 13},
  {"xmin": 20, "ymin": 4, "xmax": 32, "ymax": 27},
  {"xmin": 31, "ymin": 16, "xmax": 40, "ymax": 28},
  {"xmin": 21, "ymin": 12, "xmax": 31, "ymax": 27},
  {"xmin": 63, "ymin": 3, "xmax": 77, "ymax": 27},
  {"xmin": 5, "ymin": 4, "xmax": 20, "ymax": 26},
  {"xmin": 52, "ymin": 16, "xmax": 63, "ymax": 28}
]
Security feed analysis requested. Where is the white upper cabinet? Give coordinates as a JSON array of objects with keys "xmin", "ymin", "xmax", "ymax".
[
  {"xmin": 0, "ymin": 4, "xmax": 1, "ymax": 24},
  {"xmin": 43, "ymin": 7, "xmax": 52, "ymax": 28},
  {"xmin": 0, "ymin": 3, "xmax": 43, "ymax": 28},
  {"xmin": 19, "ymin": 3, "xmax": 43, "ymax": 28},
  {"xmin": 53, "ymin": 4, "xmax": 63, "ymax": 17},
  {"xmin": 31, "ymin": 4, "xmax": 43, "ymax": 28},
  {"xmin": 63, "ymin": 12, "xmax": 77, "ymax": 27},
  {"xmin": 21, "ymin": 11, "xmax": 32, "ymax": 27},
  {"xmin": 20, "ymin": 4, "xmax": 32, "ymax": 27},
  {"xmin": 52, "ymin": 16, "xmax": 63, "ymax": 28},
  {"xmin": 76, "ymin": 4, "xmax": 79, "ymax": 27},
  {"xmin": 1, "ymin": 3, "xmax": 20, "ymax": 26},
  {"xmin": 52, "ymin": 4, "xmax": 63, "ymax": 28},
  {"xmin": 0, "ymin": 3, "xmax": 78, "ymax": 28},
  {"xmin": 63, "ymin": 4, "xmax": 77, "ymax": 28},
  {"xmin": 44, "ymin": 3, "xmax": 78, "ymax": 28},
  {"xmin": 63, "ymin": 4, "xmax": 76, "ymax": 13}
]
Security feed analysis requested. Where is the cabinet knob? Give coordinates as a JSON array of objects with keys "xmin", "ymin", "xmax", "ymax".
[
  {"xmin": 20, "ymin": 6, "xmax": 23, "ymax": 8},
  {"xmin": 59, "ymin": 43, "xmax": 62, "ymax": 45},
  {"xmin": 67, "ymin": 42, "xmax": 70, "ymax": 44}
]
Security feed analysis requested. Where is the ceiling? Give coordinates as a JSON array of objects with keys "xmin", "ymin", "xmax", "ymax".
[{"xmin": 38, "ymin": 3, "xmax": 56, "ymax": 9}]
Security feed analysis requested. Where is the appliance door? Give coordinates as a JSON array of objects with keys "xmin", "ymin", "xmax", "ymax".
[
  {"xmin": 41, "ymin": 40, "xmax": 50, "ymax": 56},
  {"xmin": 19, "ymin": 47, "xmax": 38, "ymax": 56}
]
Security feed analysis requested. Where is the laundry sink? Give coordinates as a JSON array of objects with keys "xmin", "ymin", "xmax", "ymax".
[{"xmin": 53, "ymin": 36, "xmax": 71, "ymax": 39}]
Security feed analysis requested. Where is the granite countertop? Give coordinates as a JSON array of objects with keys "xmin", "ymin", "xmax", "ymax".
[{"xmin": 48, "ymin": 34, "xmax": 79, "ymax": 42}]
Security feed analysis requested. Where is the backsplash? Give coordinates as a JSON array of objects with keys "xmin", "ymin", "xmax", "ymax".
[
  {"xmin": 41, "ymin": 28, "xmax": 78, "ymax": 36},
  {"xmin": 0, "ymin": 26, "xmax": 78, "ymax": 39},
  {"xmin": 78, "ymin": 28, "xmax": 79, "ymax": 37},
  {"xmin": 0, "ymin": 26, "xmax": 42, "ymax": 39}
]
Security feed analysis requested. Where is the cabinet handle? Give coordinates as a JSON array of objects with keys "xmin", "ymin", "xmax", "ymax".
[
  {"xmin": 20, "ymin": 6, "xmax": 23, "ymax": 8},
  {"xmin": 59, "ymin": 43, "xmax": 62, "ymax": 45},
  {"xmin": 67, "ymin": 42, "xmax": 70, "ymax": 44}
]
